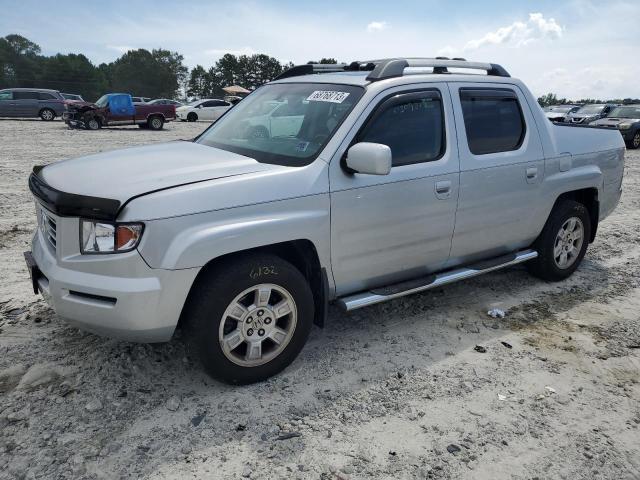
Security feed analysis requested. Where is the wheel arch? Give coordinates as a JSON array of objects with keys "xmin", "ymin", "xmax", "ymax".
[
  {"xmin": 177, "ymin": 239, "xmax": 329, "ymax": 330},
  {"xmin": 552, "ymin": 187, "xmax": 599, "ymax": 243}
]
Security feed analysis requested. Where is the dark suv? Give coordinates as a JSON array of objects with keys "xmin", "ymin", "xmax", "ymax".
[{"xmin": 0, "ymin": 88, "xmax": 66, "ymax": 120}]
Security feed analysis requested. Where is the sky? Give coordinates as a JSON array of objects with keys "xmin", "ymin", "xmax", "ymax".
[{"xmin": 1, "ymin": 0, "xmax": 639, "ymax": 99}]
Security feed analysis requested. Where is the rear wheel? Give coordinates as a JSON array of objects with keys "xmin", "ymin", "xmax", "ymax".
[
  {"xmin": 187, "ymin": 112, "xmax": 198, "ymax": 122},
  {"xmin": 148, "ymin": 116, "xmax": 164, "ymax": 130},
  {"xmin": 185, "ymin": 254, "xmax": 314, "ymax": 384},
  {"xmin": 527, "ymin": 200, "xmax": 591, "ymax": 281},
  {"xmin": 627, "ymin": 131, "xmax": 640, "ymax": 149},
  {"xmin": 39, "ymin": 108, "xmax": 55, "ymax": 121}
]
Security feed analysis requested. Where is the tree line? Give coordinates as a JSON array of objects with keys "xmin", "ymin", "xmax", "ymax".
[
  {"xmin": 0, "ymin": 34, "xmax": 326, "ymax": 102},
  {"xmin": 537, "ymin": 92, "xmax": 640, "ymax": 107}
]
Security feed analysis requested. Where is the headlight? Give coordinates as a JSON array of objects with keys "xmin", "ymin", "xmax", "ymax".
[
  {"xmin": 619, "ymin": 123, "xmax": 631, "ymax": 130},
  {"xmin": 80, "ymin": 220, "xmax": 144, "ymax": 254}
]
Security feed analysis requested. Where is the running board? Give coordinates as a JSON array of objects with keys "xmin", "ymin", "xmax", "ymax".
[{"xmin": 337, "ymin": 249, "xmax": 538, "ymax": 312}]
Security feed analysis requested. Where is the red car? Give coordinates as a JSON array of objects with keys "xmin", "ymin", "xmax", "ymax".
[{"xmin": 63, "ymin": 93, "xmax": 176, "ymax": 130}]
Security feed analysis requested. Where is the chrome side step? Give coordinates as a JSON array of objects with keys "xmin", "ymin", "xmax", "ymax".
[{"xmin": 337, "ymin": 249, "xmax": 538, "ymax": 312}]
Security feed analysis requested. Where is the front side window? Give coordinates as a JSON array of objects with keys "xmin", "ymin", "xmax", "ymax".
[
  {"xmin": 197, "ymin": 83, "xmax": 364, "ymax": 166},
  {"xmin": 357, "ymin": 90, "xmax": 445, "ymax": 167},
  {"xmin": 460, "ymin": 88, "xmax": 525, "ymax": 155}
]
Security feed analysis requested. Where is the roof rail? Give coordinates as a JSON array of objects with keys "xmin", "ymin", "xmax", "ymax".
[{"xmin": 273, "ymin": 57, "xmax": 510, "ymax": 82}]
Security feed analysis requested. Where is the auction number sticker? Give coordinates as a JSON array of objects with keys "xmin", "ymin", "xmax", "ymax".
[{"xmin": 307, "ymin": 91, "xmax": 350, "ymax": 103}]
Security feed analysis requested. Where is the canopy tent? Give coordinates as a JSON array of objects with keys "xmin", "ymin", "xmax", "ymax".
[{"xmin": 222, "ymin": 85, "xmax": 251, "ymax": 95}]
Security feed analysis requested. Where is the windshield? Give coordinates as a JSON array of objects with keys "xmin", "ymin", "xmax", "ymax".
[
  {"xmin": 196, "ymin": 83, "xmax": 364, "ymax": 166},
  {"xmin": 608, "ymin": 106, "xmax": 640, "ymax": 119},
  {"xmin": 577, "ymin": 105, "xmax": 605, "ymax": 114},
  {"xmin": 95, "ymin": 95, "xmax": 108, "ymax": 107}
]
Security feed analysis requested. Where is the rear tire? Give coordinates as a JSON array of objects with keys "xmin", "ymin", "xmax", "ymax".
[
  {"xmin": 39, "ymin": 108, "xmax": 55, "ymax": 121},
  {"xmin": 187, "ymin": 112, "xmax": 198, "ymax": 122},
  {"xmin": 527, "ymin": 200, "xmax": 591, "ymax": 281},
  {"xmin": 184, "ymin": 253, "xmax": 314, "ymax": 384},
  {"xmin": 147, "ymin": 116, "xmax": 164, "ymax": 130},
  {"xmin": 627, "ymin": 130, "xmax": 640, "ymax": 149}
]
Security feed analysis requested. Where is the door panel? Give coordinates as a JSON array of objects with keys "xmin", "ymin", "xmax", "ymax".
[
  {"xmin": 447, "ymin": 83, "xmax": 545, "ymax": 267},
  {"xmin": 329, "ymin": 83, "xmax": 459, "ymax": 296}
]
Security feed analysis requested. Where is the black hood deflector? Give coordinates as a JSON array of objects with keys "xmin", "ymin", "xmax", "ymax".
[{"xmin": 29, "ymin": 166, "xmax": 121, "ymax": 221}]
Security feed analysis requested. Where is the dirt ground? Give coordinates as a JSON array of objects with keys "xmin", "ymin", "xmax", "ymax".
[{"xmin": 0, "ymin": 119, "xmax": 639, "ymax": 480}]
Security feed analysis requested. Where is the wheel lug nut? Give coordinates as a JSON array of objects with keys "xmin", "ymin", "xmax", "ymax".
[
  {"xmin": 247, "ymin": 328, "xmax": 254, "ymax": 336},
  {"xmin": 257, "ymin": 310, "xmax": 264, "ymax": 316},
  {"xmin": 264, "ymin": 317, "xmax": 272, "ymax": 325},
  {"xmin": 258, "ymin": 329, "xmax": 265, "ymax": 336},
  {"xmin": 246, "ymin": 316, "xmax": 253, "ymax": 324}
]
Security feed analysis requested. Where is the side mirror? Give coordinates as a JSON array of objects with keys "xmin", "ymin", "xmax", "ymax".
[{"xmin": 345, "ymin": 142, "xmax": 392, "ymax": 175}]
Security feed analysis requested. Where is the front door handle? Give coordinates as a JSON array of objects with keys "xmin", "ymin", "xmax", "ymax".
[{"xmin": 435, "ymin": 180, "xmax": 452, "ymax": 199}]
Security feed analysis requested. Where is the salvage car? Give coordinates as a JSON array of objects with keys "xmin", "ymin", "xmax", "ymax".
[
  {"xmin": 63, "ymin": 93, "xmax": 176, "ymax": 130},
  {"xmin": 564, "ymin": 103, "xmax": 615, "ymax": 124},
  {"xmin": 0, "ymin": 88, "xmax": 66, "ymax": 120},
  {"xmin": 591, "ymin": 104, "xmax": 640, "ymax": 149},
  {"xmin": 176, "ymin": 99, "xmax": 232, "ymax": 122},
  {"xmin": 543, "ymin": 104, "xmax": 581, "ymax": 122},
  {"xmin": 25, "ymin": 58, "xmax": 625, "ymax": 384}
]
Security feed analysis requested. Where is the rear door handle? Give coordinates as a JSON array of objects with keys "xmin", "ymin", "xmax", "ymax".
[
  {"xmin": 435, "ymin": 180, "xmax": 452, "ymax": 199},
  {"xmin": 526, "ymin": 167, "xmax": 538, "ymax": 178}
]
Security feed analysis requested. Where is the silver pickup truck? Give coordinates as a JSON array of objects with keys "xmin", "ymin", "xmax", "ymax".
[{"xmin": 25, "ymin": 58, "xmax": 625, "ymax": 384}]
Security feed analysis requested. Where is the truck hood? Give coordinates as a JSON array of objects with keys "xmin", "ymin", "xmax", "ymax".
[{"xmin": 39, "ymin": 141, "xmax": 277, "ymax": 206}]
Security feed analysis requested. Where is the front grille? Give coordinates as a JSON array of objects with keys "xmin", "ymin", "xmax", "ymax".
[{"xmin": 39, "ymin": 206, "xmax": 57, "ymax": 250}]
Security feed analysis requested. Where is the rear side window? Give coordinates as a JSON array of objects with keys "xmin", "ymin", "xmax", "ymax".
[
  {"xmin": 460, "ymin": 88, "xmax": 525, "ymax": 155},
  {"xmin": 0, "ymin": 91, "xmax": 12, "ymax": 100},
  {"xmin": 357, "ymin": 90, "xmax": 445, "ymax": 167},
  {"xmin": 14, "ymin": 91, "xmax": 40, "ymax": 100},
  {"xmin": 38, "ymin": 92, "xmax": 56, "ymax": 100}
]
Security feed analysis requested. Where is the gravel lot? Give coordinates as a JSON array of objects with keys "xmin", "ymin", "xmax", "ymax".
[{"xmin": 0, "ymin": 119, "xmax": 639, "ymax": 480}]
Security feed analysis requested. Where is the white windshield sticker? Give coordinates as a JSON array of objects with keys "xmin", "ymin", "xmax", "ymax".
[{"xmin": 306, "ymin": 91, "xmax": 350, "ymax": 103}]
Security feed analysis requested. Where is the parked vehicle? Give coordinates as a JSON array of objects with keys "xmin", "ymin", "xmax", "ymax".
[
  {"xmin": 591, "ymin": 104, "xmax": 640, "ymax": 149},
  {"xmin": 564, "ymin": 103, "xmax": 615, "ymax": 124},
  {"xmin": 148, "ymin": 98, "xmax": 183, "ymax": 107},
  {"xmin": 131, "ymin": 96, "xmax": 151, "ymax": 104},
  {"xmin": 61, "ymin": 93, "xmax": 84, "ymax": 102},
  {"xmin": 0, "ymin": 88, "xmax": 65, "ymax": 120},
  {"xmin": 543, "ymin": 104, "xmax": 581, "ymax": 122},
  {"xmin": 176, "ymin": 99, "xmax": 232, "ymax": 122},
  {"xmin": 239, "ymin": 100, "xmax": 305, "ymax": 139},
  {"xmin": 62, "ymin": 93, "xmax": 176, "ymax": 130},
  {"xmin": 25, "ymin": 58, "xmax": 625, "ymax": 384}
]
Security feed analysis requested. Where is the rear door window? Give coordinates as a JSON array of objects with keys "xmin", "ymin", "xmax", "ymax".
[
  {"xmin": 13, "ymin": 91, "xmax": 40, "ymax": 100},
  {"xmin": 0, "ymin": 91, "xmax": 12, "ymax": 100},
  {"xmin": 459, "ymin": 88, "xmax": 525, "ymax": 155},
  {"xmin": 38, "ymin": 92, "xmax": 57, "ymax": 100},
  {"xmin": 357, "ymin": 90, "xmax": 445, "ymax": 167}
]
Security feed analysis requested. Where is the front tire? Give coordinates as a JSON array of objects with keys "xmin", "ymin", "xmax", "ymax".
[
  {"xmin": 185, "ymin": 254, "xmax": 314, "ymax": 384},
  {"xmin": 627, "ymin": 130, "xmax": 640, "ymax": 150},
  {"xmin": 527, "ymin": 200, "xmax": 591, "ymax": 281},
  {"xmin": 40, "ymin": 108, "xmax": 55, "ymax": 121},
  {"xmin": 85, "ymin": 117, "xmax": 100, "ymax": 130},
  {"xmin": 187, "ymin": 112, "xmax": 198, "ymax": 122}
]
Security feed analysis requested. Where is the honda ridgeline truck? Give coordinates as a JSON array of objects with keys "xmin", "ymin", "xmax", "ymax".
[{"xmin": 25, "ymin": 58, "xmax": 625, "ymax": 384}]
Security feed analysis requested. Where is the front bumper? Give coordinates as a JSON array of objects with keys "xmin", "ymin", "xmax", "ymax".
[{"xmin": 28, "ymin": 217, "xmax": 199, "ymax": 342}]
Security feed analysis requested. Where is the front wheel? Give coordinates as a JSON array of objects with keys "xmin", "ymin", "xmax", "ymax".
[
  {"xmin": 185, "ymin": 254, "xmax": 314, "ymax": 384},
  {"xmin": 527, "ymin": 200, "xmax": 591, "ymax": 281},
  {"xmin": 187, "ymin": 112, "xmax": 198, "ymax": 122},
  {"xmin": 627, "ymin": 131, "xmax": 640, "ymax": 150},
  {"xmin": 147, "ymin": 116, "xmax": 164, "ymax": 130},
  {"xmin": 85, "ymin": 117, "xmax": 100, "ymax": 130}
]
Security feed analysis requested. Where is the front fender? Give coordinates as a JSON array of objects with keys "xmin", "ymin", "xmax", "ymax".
[{"xmin": 137, "ymin": 194, "xmax": 331, "ymax": 272}]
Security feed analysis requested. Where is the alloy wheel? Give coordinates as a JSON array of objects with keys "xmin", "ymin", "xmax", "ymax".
[{"xmin": 553, "ymin": 217, "xmax": 584, "ymax": 269}]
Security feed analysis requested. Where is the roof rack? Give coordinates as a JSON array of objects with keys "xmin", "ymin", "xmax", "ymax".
[{"xmin": 273, "ymin": 57, "xmax": 510, "ymax": 82}]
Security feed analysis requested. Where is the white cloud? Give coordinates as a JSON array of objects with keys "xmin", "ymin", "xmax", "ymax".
[
  {"xmin": 366, "ymin": 21, "xmax": 388, "ymax": 33},
  {"xmin": 204, "ymin": 46, "xmax": 256, "ymax": 58},
  {"xmin": 106, "ymin": 45, "xmax": 135, "ymax": 54},
  {"xmin": 440, "ymin": 13, "xmax": 562, "ymax": 55}
]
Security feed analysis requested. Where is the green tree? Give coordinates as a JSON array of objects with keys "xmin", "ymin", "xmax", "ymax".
[
  {"xmin": 38, "ymin": 53, "xmax": 107, "ymax": 101},
  {"xmin": 187, "ymin": 65, "xmax": 210, "ymax": 98}
]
